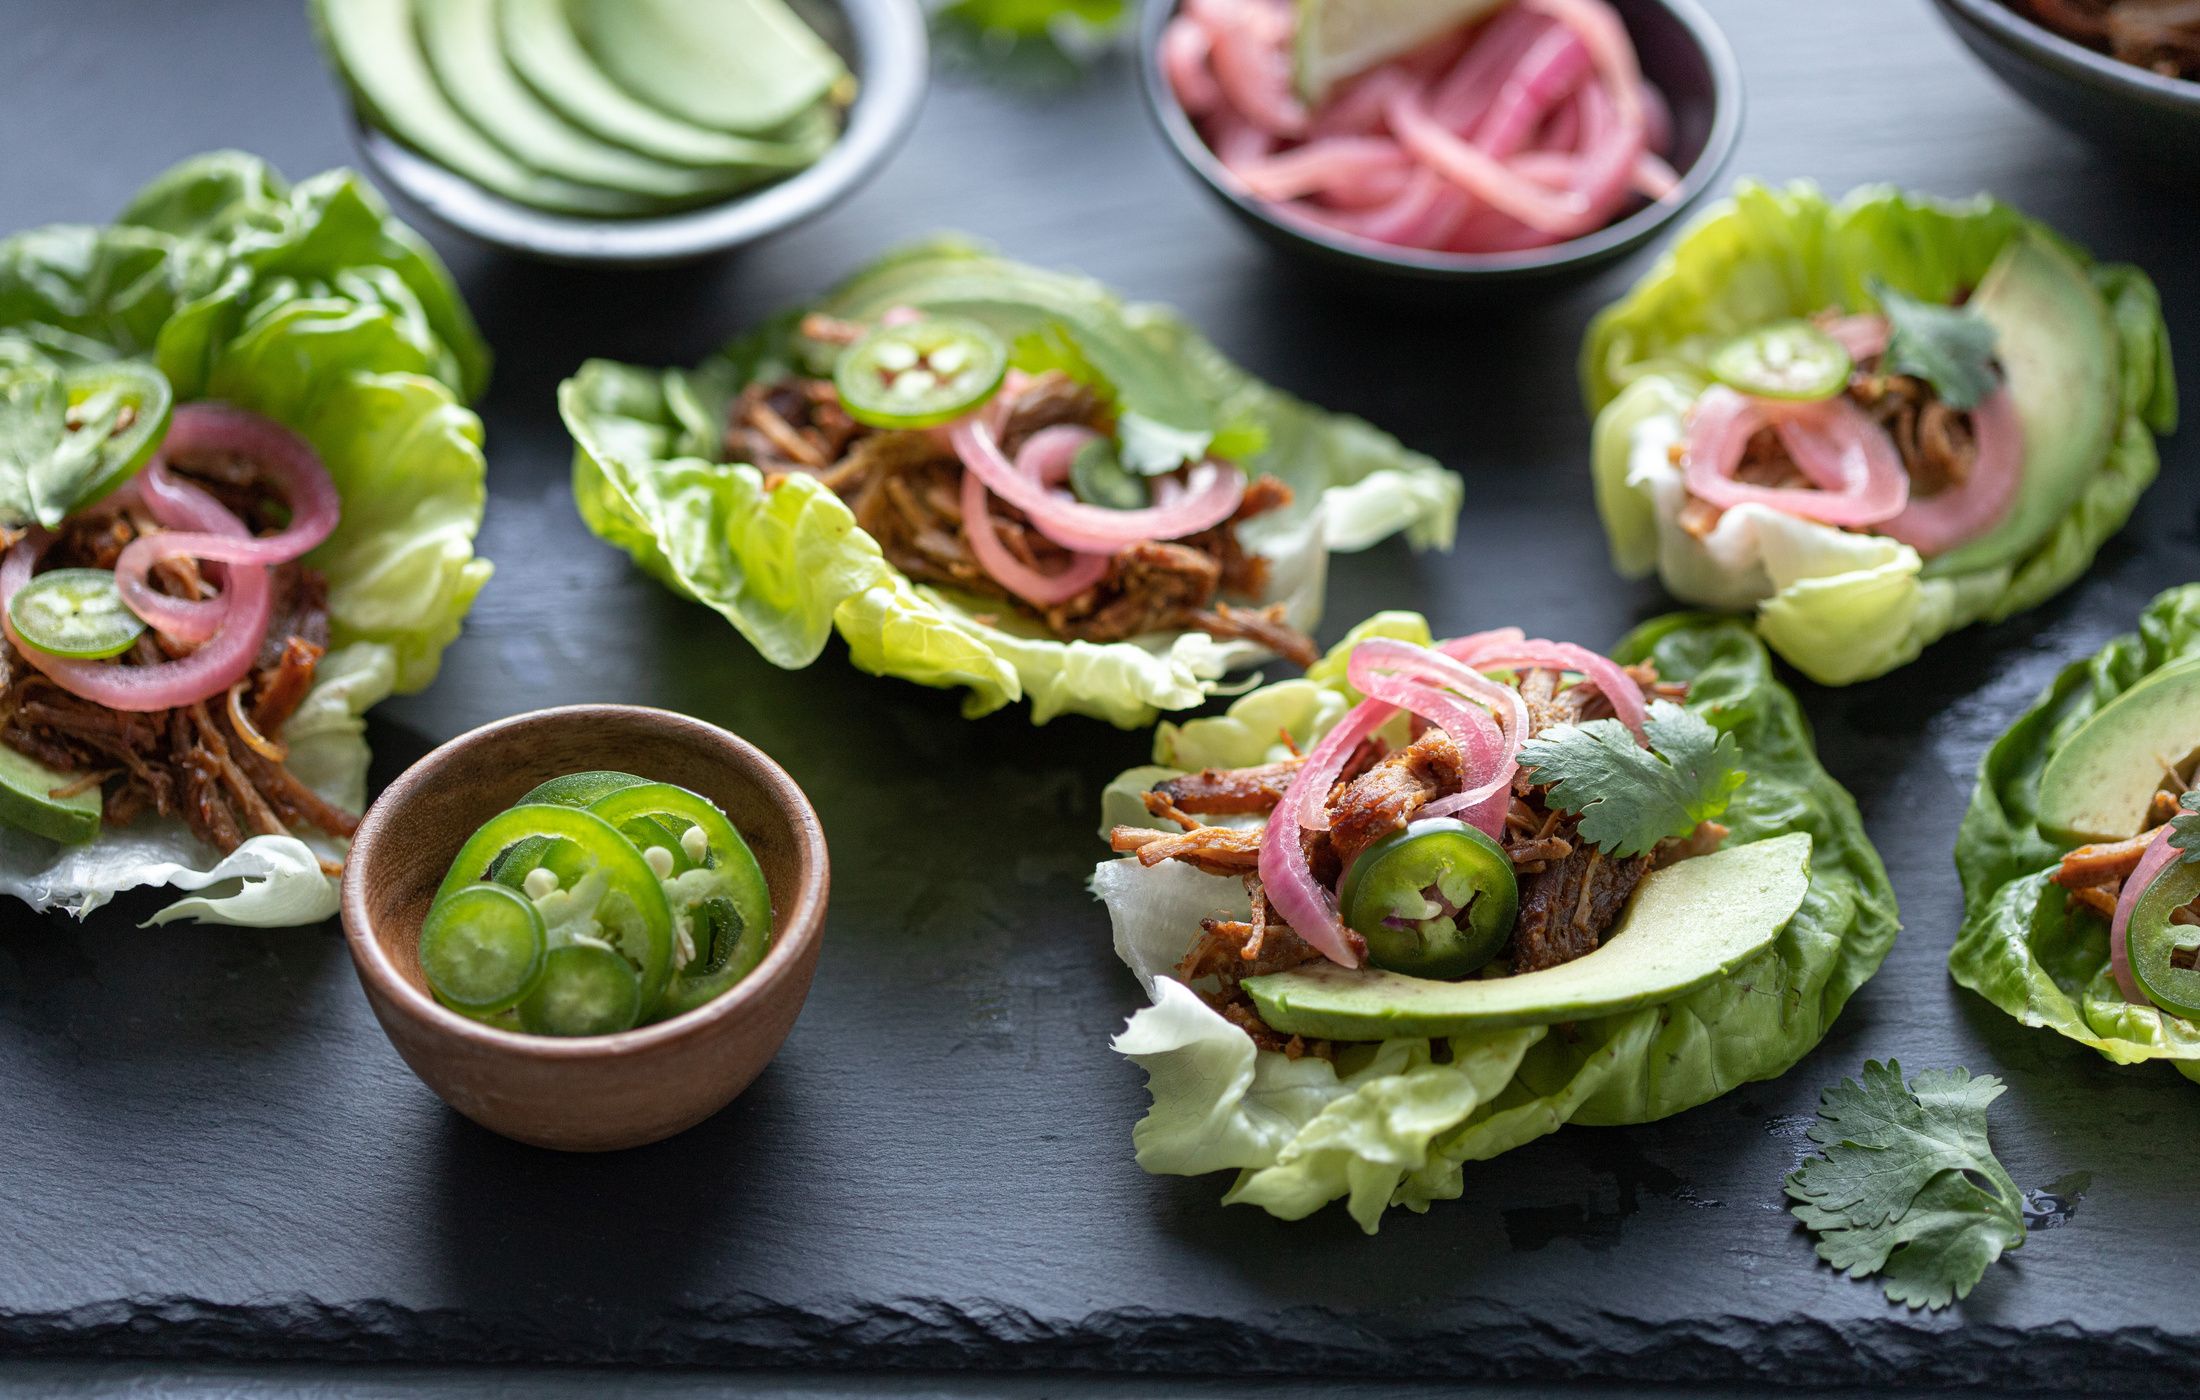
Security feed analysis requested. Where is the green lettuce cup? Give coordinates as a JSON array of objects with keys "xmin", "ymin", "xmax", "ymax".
[
  {"xmin": 1951, "ymin": 584, "xmax": 2200, "ymax": 1085},
  {"xmin": 1094, "ymin": 612, "xmax": 1898, "ymax": 1232},
  {"xmin": 558, "ymin": 239, "xmax": 1462, "ymax": 727},
  {"xmin": 0, "ymin": 152, "xmax": 492, "ymax": 927},
  {"xmin": 1582, "ymin": 182, "xmax": 2176, "ymax": 687}
]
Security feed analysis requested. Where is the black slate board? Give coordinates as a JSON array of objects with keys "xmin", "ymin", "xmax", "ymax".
[{"xmin": 3, "ymin": 0, "xmax": 2198, "ymax": 1391}]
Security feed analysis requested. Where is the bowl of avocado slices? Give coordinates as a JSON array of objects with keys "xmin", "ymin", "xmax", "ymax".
[{"xmin": 311, "ymin": 0, "xmax": 928, "ymax": 265}]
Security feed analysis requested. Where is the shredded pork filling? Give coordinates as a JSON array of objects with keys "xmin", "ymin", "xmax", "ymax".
[
  {"xmin": 1108, "ymin": 661, "xmax": 1719, "ymax": 1054},
  {"xmin": 2009, "ymin": 0, "xmax": 2200, "ymax": 79},
  {"xmin": 725, "ymin": 367, "xmax": 1317, "ymax": 663},
  {"xmin": 0, "ymin": 464, "xmax": 353, "ymax": 861}
]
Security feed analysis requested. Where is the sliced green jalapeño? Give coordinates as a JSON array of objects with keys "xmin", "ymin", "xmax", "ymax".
[
  {"xmin": 587, "ymin": 781, "xmax": 773, "ymax": 1016},
  {"xmin": 64, "ymin": 360, "xmax": 173, "ymax": 509},
  {"xmin": 419, "ymin": 881, "xmax": 548, "ymax": 1014},
  {"xmin": 1339, "ymin": 817, "xmax": 1519, "ymax": 980},
  {"xmin": 1708, "ymin": 321, "xmax": 1853, "ymax": 401},
  {"xmin": 433, "ymin": 803, "xmax": 675, "ymax": 1022},
  {"xmin": 2128, "ymin": 858, "xmax": 2200, "ymax": 1023},
  {"xmin": 833, "ymin": 315, "xmax": 1007, "ymax": 429},
  {"xmin": 8, "ymin": 568, "xmax": 146, "ymax": 659}
]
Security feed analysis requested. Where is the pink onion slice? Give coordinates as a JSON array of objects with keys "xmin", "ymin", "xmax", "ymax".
[
  {"xmin": 959, "ymin": 469, "xmax": 1110, "ymax": 607},
  {"xmin": 1348, "ymin": 641, "xmax": 1517, "ymax": 837},
  {"xmin": 1682, "ymin": 386, "xmax": 1910, "ymax": 528},
  {"xmin": 1259, "ymin": 694, "xmax": 1391, "ymax": 968},
  {"xmin": 1, "ymin": 478, "xmax": 274, "ymax": 713},
  {"xmin": 114, "ymin": 406, "xmax": 341, "ymax": 643},
  {"xmin": 949, "ymin": 417, "xmax": 1244, "ymax": 555},
  {"xmin": 1445, "ymin": 634, "xmax": 1648, "ymax": 739},
  {"xmin": 1822, "ymin": 313, "xmax": 1890, "ymax": 361},
  {"xmin": 1877, "ymin": 385, "xmax": 2024, "ymax": 556},
  {"xmin": 1189, "ymin": 0, "xmax": 1307, "ymax": 138},
  {"xmin": 2110, "ymin": 825, "xmax": 2177, "ymax": 1007},
  {"xmin": 1160, "ymin": 15, "xmax": 1223, "ymax": 117}
]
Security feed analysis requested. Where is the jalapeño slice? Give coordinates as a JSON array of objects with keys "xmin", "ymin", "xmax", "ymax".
[
  {"xmin": 434, "ymin": 803, "xmax": 675, "ymax": 1017},
  {"xmin": 834, "ymin": 315, "xmax": 1008, "ymax": 429},
  {"xmin": 1708, "ymin": 321, "xmax": 1853, "ymax": 402},
  {"xmin": 8, "ymin": 568, "xmax": 147, "ymax": 659},
  {"xmin": 64, "ymin": 360, "xmax": 173, "ymax": 511},
  {"xmin": 419, "ymin": 881, "xmax": 548, "ymax": 1015},
  {"xmin": 587, "ymin": 781, "xmax": 773, "ymax": 1015},
  {"xmin": 2127, "ymin": 857, "xmax": 2200, "ymax": 1023},
  {"xmin": 517, "ymin": 942, "xmax": 644, "ymax": 1037},
  {"xmin": 1339, "ymin": 817, "xmax": 1519, "ymax": 980}
]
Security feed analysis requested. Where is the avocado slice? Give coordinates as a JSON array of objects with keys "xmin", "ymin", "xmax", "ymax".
[
  {"xmin": 0, "ymin": 746, "xmax": 100, "ymax": 845},
  {"xmin": 1919, "ymin": 232, "xmax": 2120, "ymax": 578},
  {"xmin": 417, "ymin": 0, "xmax": 751, "ymax": 204},
  {"xmin": 496, "ymin": 0, "xmax": 833, "ymax": 174},
  {"xmin": 569, "ymin": 0, "xmax": 846, "ymax": 138},
  {"xmin": 1244, "ymin": 833, "xmax": 1813, "ymax": 1041},
  {"xmin": 310, "ymin": 0, "xmax": 654, "ymax": 216},
  {"xmin": 2036, "ymin": 656, "xmax": 2200, "ymax": 842}
]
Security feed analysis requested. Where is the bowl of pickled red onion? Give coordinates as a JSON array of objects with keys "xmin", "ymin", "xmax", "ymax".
[{"xmin": 1140, "ymin": 0, "xmax": 1742, "ymax": 283}]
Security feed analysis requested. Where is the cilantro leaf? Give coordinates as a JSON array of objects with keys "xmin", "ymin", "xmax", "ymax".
[
  {"xmin": 1872, "ymin": 280, "xmax": 2001, "ymax": 411},
  {"xmin": 1785, "ymin": 1061, "xmax": 2026, "ymax": 1311},
  {"xmin": 2169, "ymin": 790, "xmax": 2200, "ymax": 866},
  {"xmin": 1516, "ymin": 699, "xmax": 1746, "ymax": 858}
]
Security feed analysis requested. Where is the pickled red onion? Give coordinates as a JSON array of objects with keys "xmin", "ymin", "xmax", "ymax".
[
  {"xmin": 1444, "ymin": 634, "xmax": 1648, "ymax": 739},
  {"xmin": 960, "ymin": 469, "xmax": 1110, "ymax": 607},
  {"xmin": 1165, "ymin": 0, "xmax": 1671, "ymax": 256},
  {"xmin": 2110, "ymin": 825, "xmax": 2177, "ymax": 1006},
  {"xmin": 1187, "ymin": 0, "xmax": 1306, "ymax": 138},
  {"xmin": 948, "ymin": 417, "xmax": 1245, "ymax": 555},
  {"xmin": 1, "ymin": 479, "xmax": 274, "ymax": 713},
  {"xmin": 116, "ymin": 406, "xmax": 340, "ymax": 645},
  {"xmin": 1878, "ymin": 386, "xmax": 2023, "ymax": 555},
  {"xmin": 1683, "ymin": 387, "xmax": 1910, "ymax": 528}
]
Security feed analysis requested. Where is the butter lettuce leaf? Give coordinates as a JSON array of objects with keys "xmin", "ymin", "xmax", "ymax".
[
  {"xmin": 1583, "ymin": 182, "xmax": 2175, "ymax": 686},
  {"xmin": 560, "ymin": 239, "xmax": 1460, "ymax": 726},
  {"xmin": 0, "ymin": 153, "xmax": 490, "ymax": 926},
  {"xmin": 1097, "ymin": 613, "xmax": 1899, "ymax": 1230},
  {"xmin": 1949, "ymin": 583, "xmax": 2200, "ymax": 1083}
]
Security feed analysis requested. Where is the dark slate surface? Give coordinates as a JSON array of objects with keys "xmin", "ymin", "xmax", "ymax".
[{"xmin": 3, "ymin": 0, "xmax": 2198, "ymax": 1390}]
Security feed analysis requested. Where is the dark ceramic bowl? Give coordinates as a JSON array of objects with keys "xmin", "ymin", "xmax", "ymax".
[
  {"xmin": 340, "ymin": 705, "xmax": 830, "ymax": 1152},
  {"xmin": 1137, "ymin": 0, "xmax": 1742, "ymax": 286},
  {"xmin": 349, "ymin": 0, "xmax": 927, "ymax": 266},
  {"xmin": 1931, "ymin": 0, "xmax": 2200, "ymax": 167}
]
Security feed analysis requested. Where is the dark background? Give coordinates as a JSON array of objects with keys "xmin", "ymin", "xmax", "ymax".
[{"xmin": 3, "ymin": 0, "xmax": 2197, "ymax": 1392}]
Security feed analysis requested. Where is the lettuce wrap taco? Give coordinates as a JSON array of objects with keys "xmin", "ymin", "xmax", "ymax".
[
  {"xmin": 1095, "ymin": 611, "xmax": 1896, "ymax": 1230},
  {"xmin": 1952, "ymin": 584, "xmax": 2200, "ymax": 1084},
  {"xmin": 558, "ymin": 241, "xmax": 1461, "ymax": 727},
  {"xmin": 0, "ymin": 153, "xmax": 491, "ymax": 927},
  {"xmin": 1583, "ymin": 183, "xmax": 2175, "ymax": 686}
]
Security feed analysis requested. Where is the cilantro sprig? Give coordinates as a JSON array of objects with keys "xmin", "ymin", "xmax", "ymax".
[
  {"xmin": 1872, "ymin": 280, "xmax": 2001, "ymax": 411},
  {"xmin": 1517, "ymin": 699, "xmax": 1746, "ymax": 858},
  {"xmin": 1785, "ymin": 1061, "xmax": 2026, "ymax": 1310},
  {"xmin": 2167, "ymin": 790, "xmax": 2200, "ymax": 865}
]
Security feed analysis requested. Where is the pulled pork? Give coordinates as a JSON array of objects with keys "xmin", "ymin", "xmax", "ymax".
[
  {"xmin": 725, "ymin": 368, "xmax": 1316, "ymax": 663},
  {"xmin": 2051, "ymin": 781, "xmax": 2198, "ymax": 922},
  {"xmin": 2008, "ymin": 0, "xmax": 2200, "ymax": 80},
  {"xmin": 1675, "ymin": 318, "xmax": 1980, "ymax": 541},
  {"xmin": 0, "ymin": 480, "xmax": 354, "ymax": 860},
  {"xmin": 1108, "ymin": 660, "xmax": 1715, "ymax": 1048}
]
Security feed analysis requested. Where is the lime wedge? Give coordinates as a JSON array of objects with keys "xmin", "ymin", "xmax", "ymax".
[{"xmin": 1294, "ymin": 0, "xmax": 1510, "ymax": 103}]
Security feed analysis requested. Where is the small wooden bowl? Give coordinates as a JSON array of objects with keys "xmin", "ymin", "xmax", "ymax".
[{"xmin": 340, "ymin": 705, "xmax": 828, "ymax": 1151}]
